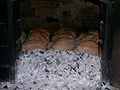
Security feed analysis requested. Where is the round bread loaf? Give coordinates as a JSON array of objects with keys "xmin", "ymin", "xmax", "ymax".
[
  {"xmin": 92, "ymin": 35, "xmax": 99, "ymax": 43},
  {"xmin": 22, "ymin": 38, "xmax": 47, "ymax": 51},
  {"xmin": 50, "ymin": 38, "xmax": 75, "ymax": 51},
  {"xmin": 80, "ymin": 35, "xmax": 95, "ymax": 42},
  {"xmin": 22, "ymin": 41, "xmax": 46, "ymax": 51},
  {"xmin": 56, "ymin": 28, "xmax": 76, "ymax": 38},
  {"xmin": 22, "ymin": 28, "xmax": 49, "ymax": 51},
  {"xmin": 74, "ymin": 41, "xmax": 98, "ymax": 55},
  {"xmin": 76, "ymin": 34, "xmax": 95, "ymax": 45},
  {"xmin": 50, "ymin": 28, "xmax": 76, "ymax": 51},
  {"xmin": 52, "ymin": 33, "xmax": 74, "ymax": 41},
  {"xmin": 26, "ymin": 35, "xmax": 48, "ymax": 43},
  {"xmin": 30, "ymin": 28, "xmax": 49, "ymax": 36},
  {"xmin": 76, "ymin": 32, "xmax": 88, "ymax": 42},
  {"xmin": 29, "ymin": 32, "xmax": 49, "ymax": 39},
  {"xmin": 88, "ymin": 29, "xmax": 98, "ymax": 36}
]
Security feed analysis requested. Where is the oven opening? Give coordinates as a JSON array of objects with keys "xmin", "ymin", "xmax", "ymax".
[
  {"xmin": 20, "ymin": 0, "xmax": 99, "ymax": 55},
  {"xmin": 0, "ymin": 0, "xmax": 119, "ymax": 89}
]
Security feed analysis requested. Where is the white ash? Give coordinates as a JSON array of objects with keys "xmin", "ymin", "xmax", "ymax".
[{"xmin": 0, "ymin": 49, "xmax": 117, "ymax": 90}]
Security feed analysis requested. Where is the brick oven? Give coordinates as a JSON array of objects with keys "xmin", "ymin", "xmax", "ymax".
[{"xmin": 0, "ymin": 0, "xmax": 120, "ymax": 89}]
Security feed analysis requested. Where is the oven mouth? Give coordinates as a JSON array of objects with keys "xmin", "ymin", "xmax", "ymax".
[
  {"xmin": 0, "ymin": 0, "xmax": 100, "ymax": 81},
  {"xmin": 1, "ymin": 0, "xmax": 119, "ymax": 89}
]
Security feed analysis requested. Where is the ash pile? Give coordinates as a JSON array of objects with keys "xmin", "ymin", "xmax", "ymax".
[{"xmin": 0, "ymin": 49, "xmax": 116, "ymax": 90}]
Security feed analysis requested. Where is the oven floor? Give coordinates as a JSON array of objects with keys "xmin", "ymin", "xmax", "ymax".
[{"xmin": 0, "ymin": 49, "xmax": 119, "ymax": 90}]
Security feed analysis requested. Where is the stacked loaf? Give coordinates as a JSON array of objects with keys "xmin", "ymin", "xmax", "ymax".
[
  {"xmin": 22, "ymin": 28, "xmax": 49, "ymax": 51},
  {"xmin": 74, "ymin": 29, "xmax": 99, "ymax": 55},
  {"xmin": 49, "ymin": 28, "xmax": 76, "ymax": 50}
]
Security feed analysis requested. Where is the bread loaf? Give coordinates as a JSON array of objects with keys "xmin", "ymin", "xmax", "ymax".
[
  {"xmin": 50, "ymin": 38, "xmax": 75, "ymax": 50},
  {"xmin": 80, "ymin": 35, "xmax": 95, "ymax": 42},
  {"xmin": 76, "ymin": 34, "xmax": 95, "ymax": 45},
  {"xmin": 22, "ymin": 41, "xmax": 46, "ymax": 51},
  {"xmin": 56, "ymin": 28, "xmax": 76, "ymax": 38},
  {"xmin": 88, "ymin": 29, "xmax": 98, "ymax": 36},
  {"xmin": 92, "ymin": 35, "xmax": 99, "ymax": 43},
  {"xmin": 50, "ymin": 28, "xmax": 76, "ymax": 50},
  {"xmin": 30, "ymin": 28, "xmax": 49, "ymax": 36},
  {"xmin": 74, "ymin": 41, "xmax": 98, "ymax": 55},
  {"xmin": 27, "ymin": 35, "xmax": 48, "ymax": 43},
  {"xmin": 76, "ymin": 32, "xmax": 88, "ymax": 43},
  {"xmin": 22, "ymin": 28, "xmax": 49, "ymax": 51},
  {"xmin": 52, "ymin": 33, "xmax": 74, "ymax": 41}
]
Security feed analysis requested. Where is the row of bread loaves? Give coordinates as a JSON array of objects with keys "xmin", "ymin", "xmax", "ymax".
[{"xmin": 22, "ymin": 28, "xmax": 99, "ymax": 55}]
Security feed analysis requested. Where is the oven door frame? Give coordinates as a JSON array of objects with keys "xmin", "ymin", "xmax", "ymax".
[{"xmin": 0, "ymin": 0, "xmax": 21, "ymax": 82}]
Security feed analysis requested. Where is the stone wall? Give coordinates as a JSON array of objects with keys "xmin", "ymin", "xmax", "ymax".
[{"xmin": 20, "ymin": 0, "xmax": 99, "ymax": 32}]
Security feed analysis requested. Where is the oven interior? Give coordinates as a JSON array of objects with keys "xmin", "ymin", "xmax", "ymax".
[{"xmin": 0, "ymin": 0, "xmax": 119, "ymax": 88}]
